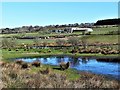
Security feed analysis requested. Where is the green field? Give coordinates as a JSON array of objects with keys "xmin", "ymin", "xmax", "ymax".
[
  {"xmin": 16, "ymin": 39, "xmax": 57, "ymax": 44},
  {"xmin": 91, "ymin": 27, "xmax": 118, "ymax": 34},
  {"xmin": 17, "ymin": 35, "xmax": 118, "ymax": 44},
  {"xmin": 85, "ymin": 35, "xmax": 118, "ymax": 44},
  {"xmin": 0, "ymin": 27, "xmax": 118, "ymax": 38},
  {"xmin": 1, "ymin": 27, "xmax": 119, "ymax": 49},
  {"xmin": 2, "ymin": 35, "xmax": 118, "ymax": 45}
]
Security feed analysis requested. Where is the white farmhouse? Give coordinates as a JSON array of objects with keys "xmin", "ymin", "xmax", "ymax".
[
  {"xmin": 69, "ymin": 27, "xmax": 93, "ymax": 34},
  {"xmin": 50, "ymin": 27, "xmax": 93, "ymax": 34}
]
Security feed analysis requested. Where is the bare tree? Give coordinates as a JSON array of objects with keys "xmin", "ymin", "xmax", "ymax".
[
  {"xmin": 56, "ymin": 39, "xmax": 66, "ymax": 48},
  {"xmin": 33, "ymin": 37, "xmax": 40, "ymax": 48},
  {"xmin": 42, "ymin": 42, "xmax": 47, "ymax": 49},
  {"xmin": 2, "ymin": 38, "xmax": 10, "ymax": 49},
  {"xmin": 2, "ymin": 38, "xmax": 17, "ymax": 49},
  {"xmin": 67, "ymin": 37, "xmax": 80, "ymax": 49},
  {"xmin": 80, "ymin": 36, "xmax": 88, "ymax": 49}
]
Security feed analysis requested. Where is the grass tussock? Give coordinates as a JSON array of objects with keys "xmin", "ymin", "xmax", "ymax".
[{"xmin": 1, "ymin": 61, "xmax": 120, "ymax": 88}]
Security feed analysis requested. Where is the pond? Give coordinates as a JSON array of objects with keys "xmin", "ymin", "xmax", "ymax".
[{"xmin": 15, "ymin": 56, "xmax": 120, "ymax": 80}]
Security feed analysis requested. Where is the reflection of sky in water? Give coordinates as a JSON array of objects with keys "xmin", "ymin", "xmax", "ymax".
[
  {"xmin": 16, "ymin": 56, "xmax": 120, "ymax": 80},
  {"xmin": 73, "ymin": 59, "xmax": 119, "ymax": 76},
  {"xmin": 40, "ymin": 57, "xmax": 58, "ymax": 65}
]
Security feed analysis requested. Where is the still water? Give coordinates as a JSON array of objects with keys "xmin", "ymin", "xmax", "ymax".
[{"xmin": 15, "ymin": 56, "xmax": 120, "ymax": 80}]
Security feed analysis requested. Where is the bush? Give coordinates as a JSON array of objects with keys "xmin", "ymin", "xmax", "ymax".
[
  {"xmin": 21, "ymin": 62, "xmax": 28, "ymax": 69},
  {"xmin": 15, "ymin": 60, "xmax": 23, "ymax": 65},
  {"xmin": 31, "ymin": 61, "xmax": 41, "ymax": 67}
]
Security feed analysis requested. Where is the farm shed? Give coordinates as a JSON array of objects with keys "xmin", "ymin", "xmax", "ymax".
[{"xmin": 69, "ymin": 27, "xmax": 93, "ymax": 33}]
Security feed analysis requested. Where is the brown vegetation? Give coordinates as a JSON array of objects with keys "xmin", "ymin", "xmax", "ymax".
[
  {"xmin": 39, "ymin": 67, "xmax": 51, "ymax": 75},
  {"xmin": 1, "ymin": 62, "xmax": 120, "ymax": 88},
  {"xmin": 21, "ymin": 62, "xmax": 28, "ymax": 69},
  {"xmin": 31, "ymin": 61, "xmax": 41, "ymax": 67},
  {"xmin": 59, "ymin": 62, "xmax": 70, "ymax": 70},
  {"xmin": 0, "ymin": 61, "xmax": 7, "ymax": 67},
  {"xmin": 15, "ymin": 60, "xmax": 23, "ymax": 65},
  {"xmin": 75, "ymin": 48, "xmax": 120, "ymax": 55}
]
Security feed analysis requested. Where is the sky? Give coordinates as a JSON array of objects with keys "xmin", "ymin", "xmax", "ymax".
[{"xmin": 1, "ymin": 2, "xmax": 118, "ymax": 28}]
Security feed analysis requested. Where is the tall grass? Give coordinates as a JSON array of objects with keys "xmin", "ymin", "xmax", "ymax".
[{"xmin": 1, "ymin": 62, "xmax": 119, "ymax": 88}]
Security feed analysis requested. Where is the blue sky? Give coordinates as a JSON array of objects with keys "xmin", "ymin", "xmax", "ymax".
[{"xmin": 2, "ymin": 2, "xmax": 118, "ymax": 28}]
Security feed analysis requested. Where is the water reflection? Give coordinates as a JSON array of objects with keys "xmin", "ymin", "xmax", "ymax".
[
  {"xmin": 15, "ymin": 56, "xmax": 120, "ymax": 80},
  {"xmin": 96, "ymin": 58, "xmax": 120, "ymax": 63}
]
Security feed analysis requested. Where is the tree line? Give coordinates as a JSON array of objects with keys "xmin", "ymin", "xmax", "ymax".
[
  {"xmin": 0, "ymin": 23, "xmax": 94, "ymax": 34},
  {"xmin": 94, "ymin": 18, "xmax": 120, "ymax": 25},
  {"xmin": 1, "ymin": 18, "xmax": 119, "ymax": 34}
]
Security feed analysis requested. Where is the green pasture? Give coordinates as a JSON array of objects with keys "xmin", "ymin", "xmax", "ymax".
[
  {"xmin": 92, "ymin": 27, "xmax": 118, "ymax": 34},
  {"xmin": 0, "ymin": 32, "xmax": 81, "ymax": 38},
  {"xmin": 0, "ymin": 27, "xmax": 118, "ymax": 38},
  {"xmin": 8, "ymin": 35, "xmax": 119, "ymax": 45},
  {"xmin": 16, "ymin": 39, "xmax": 56, "ymax": 44},
  {"xmin": 0, "ymin": 27, "xmax": 119, "ymax": 46},
  {"xmin": 85, "ymin": 35, "xmax": 118, "ymax": 44}
]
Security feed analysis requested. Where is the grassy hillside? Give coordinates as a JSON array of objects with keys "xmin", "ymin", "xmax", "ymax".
[
  {"xmin": 92, "ymin": 27, "xmax": 118, "ymax": 34},
  {"xmin": 0, "ymin": 27, "xmax": 119, "ymax": 46},
  {"xmin": 85, "ymin": 35, "xmax": 118, "ymax": 44}
]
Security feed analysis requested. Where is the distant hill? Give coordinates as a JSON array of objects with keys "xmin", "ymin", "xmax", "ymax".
[{"xmin": 94, "ymin": 18, "xmax": 120, "ymax": 25}]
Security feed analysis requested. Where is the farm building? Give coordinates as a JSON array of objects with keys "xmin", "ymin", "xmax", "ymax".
[
  {"xmin": 50, "ymin": 27, "xmax": 93, "ymax": 34},
  {"xmin": 68, "ymin": 27, "xmax": 93, "ymax": 33},
  {"xmin": 65, "ymin": 27, "xmax": 93, "ymax": 34}
]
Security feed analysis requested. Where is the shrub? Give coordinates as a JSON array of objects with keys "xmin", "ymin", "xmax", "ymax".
[
  {"xmin": 59, "ymin": 62, "xmax": 70, "ymax": 70},
  {"xmin": 39, "ymin": 67, "xmax": 51, "ymax": 74},
  {"xmin": 21, "ymin": 62, "xmax": 28, "ymax": 69},
  {"xmin": 31, "ymin": 61, "xmax": 41, "ymax": 67},
  {"xmin": 15, "ymin": 60, "xmax": 23, "ymax": 65}
]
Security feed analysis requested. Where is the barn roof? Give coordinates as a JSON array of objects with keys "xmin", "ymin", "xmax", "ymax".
[{"xmin": 71, "ymin": 27, "xmax": 93, "ymax": 32}]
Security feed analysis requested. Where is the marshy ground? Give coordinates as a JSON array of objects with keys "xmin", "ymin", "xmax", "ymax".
[{"xmin": 0, "ymin": 61, "xmax": 120, "ymax": 88}]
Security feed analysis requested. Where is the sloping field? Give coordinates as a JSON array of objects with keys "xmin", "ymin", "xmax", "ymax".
[
  {"xmin": 92, "ymin": 27, "xmax": 118, "ymax": 34},
  {"xmin": 85, "ymin": 35, "xmax": 118, "ymax": 44}
]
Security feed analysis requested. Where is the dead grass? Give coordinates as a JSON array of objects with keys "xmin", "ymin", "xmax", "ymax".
[{"xmin": 1, "ymin": 62, "xmax": 120, "ymax": 88}]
